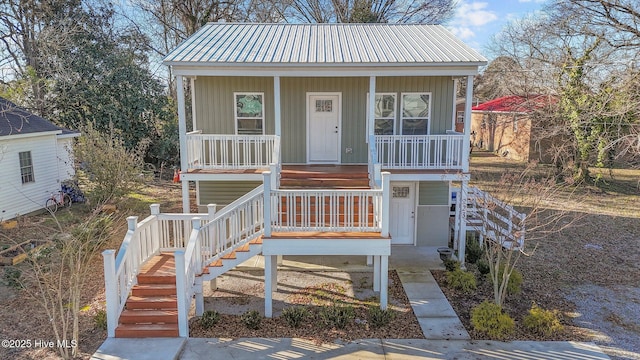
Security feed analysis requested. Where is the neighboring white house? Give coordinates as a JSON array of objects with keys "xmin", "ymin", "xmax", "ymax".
[{"xmin": 0, "ymin": 97, "xmax": 79, "ymax": 221}]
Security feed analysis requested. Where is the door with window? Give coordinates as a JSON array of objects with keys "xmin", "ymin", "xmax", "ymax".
[
  {"xmin": 308, "ymin": 94, "xmax": 341, "ymax": 163},
  {"xmin": 389, "ymin": 183, "xmax": 416, "ymax": 245}
]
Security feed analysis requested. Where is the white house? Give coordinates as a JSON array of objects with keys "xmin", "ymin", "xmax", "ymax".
[{"xmin": 0, "ymin": 97, "xmax": 79, "ymax": 221}]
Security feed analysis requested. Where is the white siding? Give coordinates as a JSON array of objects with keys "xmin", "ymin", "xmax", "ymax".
[
  {"xmin": 0, "ymin": 135, "xmax": 62, "ymax": 220},
  {"xmin": 56, "ymin": 137, "xmax": 75, "ymax": 181}
]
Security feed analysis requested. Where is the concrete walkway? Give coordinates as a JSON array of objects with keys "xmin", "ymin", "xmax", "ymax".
[{"xmin": 92, "ymin": 246, "xmax": 612, "ymax": 360}]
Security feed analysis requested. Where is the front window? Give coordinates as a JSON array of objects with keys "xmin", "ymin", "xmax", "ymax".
[
  {"xmin": 235, "ymin": 93, "xmax": 264, "ymax": 135},
  {"xmin": 401, "ymin": 93, "xmax": 431, "ymax": 135},
  {"xmin": 19, "ymin": 151, "xmax": 34, "ymax": 184}
]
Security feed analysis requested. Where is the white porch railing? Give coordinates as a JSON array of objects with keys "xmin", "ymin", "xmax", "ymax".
[
  {"xmin": 186, "ymin": 133, "xmax": 280, "ymax": 170},
  {"xmin": 374, "ymin": 134, "xmax": 464, "ymax": 169}
]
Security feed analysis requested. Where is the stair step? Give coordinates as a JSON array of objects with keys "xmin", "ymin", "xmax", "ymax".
[
  {"xmin": 119, "ymin": 309, "xmax": 178, "ymax": 324},
  {"xmin": 137, "ymin": 274, "xmax": 176, "ymax": 285},
  {"xmin": 249, "ymin": 236, "xmax": 263, "ymax": 245},
  {"xmin": 115, "ymin": 323, "xmax": 179, "ymax": 338},
  {"xmin": 131, "ymin": 284, "xmax": 177, "ymax": 296},
  {"xmin": 125, "ymin": 296, "xmax": 177, "ymax": 310},
  {"xmin": 221, "ymin": 251, "xmax": 237, "ymax": 260},
  {"xmin": 236, "ymin": 243, "xmax": 250, "ymax": 252}
]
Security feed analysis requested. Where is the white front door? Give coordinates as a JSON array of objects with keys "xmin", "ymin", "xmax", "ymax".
[
  {"xmin": 390, "ymin": 183, "xmax": 416, "ymax": 245},
  {"xmin": 308, "ymin": 94, "xmax": 340, "ymax": 163}
]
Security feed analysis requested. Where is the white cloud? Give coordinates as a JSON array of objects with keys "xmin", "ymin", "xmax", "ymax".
[
  {"xmin": 518, "ymin": 0, "xmax": 546, "ymax": 3},
  {"xmin": 455, "ymin": 1, "xmax": 498, "ymax": 27}
]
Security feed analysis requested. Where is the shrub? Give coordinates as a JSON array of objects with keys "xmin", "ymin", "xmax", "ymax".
[
  {"xmin": 523, "ymin": 303, "xmax": 563, "ymax": 336},
  {"xmin": 476, "ymin": 259, "xmax": 490, "ymax": 275},
  {"xmin": 443, "ymin": 259, "xmax": 460, "ymax": 272},
  {"xmin": 471, "ymin": 301, "xmax": 514, "ymax": 340},
  {"xmin": 241, "ymin": 310, "xmax": 262, "ymax": 330},
  {"xmin": 368, "ymin": 307, "xmax": 395, "ymax": 328},
  {"xmin": 2, "ymin": 267, "xmax": 22, "ymax": 289},
  {"xmin": 93, "ymin": 310, "xmax": 107, "ymax": 330},
  {"xmin": 319, "ymin": 304, "xmax": 354, "ymax": 329},
  {"xmin": 282, "ymin": 306, "xmax": 308, "ymax": 328},
  {"xmin": 446, "ymin": 269, "xmax": 477, "ymax": 294},
  {"xmin": 466, "ymin": 238, "xmax": 484, "ymax": 264},
  {"xmin": 200, "ymin": 310, "xmax": 221, "ymax": 329},
  {"xmin": 496, "ymin": 265, "xmax": 523, "ymax": 296}
]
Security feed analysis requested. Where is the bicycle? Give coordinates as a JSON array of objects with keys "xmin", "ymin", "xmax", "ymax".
[{"xmin": 45, "ymin": 191, "xmax": 72, "ymax": 213}]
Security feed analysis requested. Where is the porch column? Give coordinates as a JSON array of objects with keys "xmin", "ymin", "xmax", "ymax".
[
  {"xmin": 457, "ymin": 181, "xmax": 468, "ymax": 268},
  {"xmin": 190, "ymin": 77, "xmax": 197, "ymax": 131},
  {"xmin": 463, "ymin": 75, "xmax": 474, "ymax": 172},
  {"xmin": 452, "ymin": 78, "xmax": 459, "ymax": 131},
  {"xmin": 373, "ymin": 255, "xmax": 380, "ymax": 292},
  {"xmin": 177, "ymin": 76, "xmax": 188, "ymax": 172},
  {"xmin": 274, "ymin": 76, "xmax": 281, "ymax": 137},
  {"xmin": 368, "ymin": 76, "xmax": 376, "ymax": 140}
]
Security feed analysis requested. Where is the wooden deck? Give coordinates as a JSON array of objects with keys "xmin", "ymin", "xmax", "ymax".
[{"xmin": 185, "ymin": 164, "xmax": 462, "ymax": 177}]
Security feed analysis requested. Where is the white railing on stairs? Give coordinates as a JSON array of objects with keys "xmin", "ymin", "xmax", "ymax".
[
  {"xmin": 101, "ymin": 204, "xmax": 211, "ymax": 338},
  {"xmin": 466, "ymin": 187, "xmax": 526, "ymax": 250}
]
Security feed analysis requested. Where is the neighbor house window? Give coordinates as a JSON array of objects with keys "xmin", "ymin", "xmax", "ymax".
[
  {"xmin": 19, "ymin": 151, "xmax": 34, "ymax": 184},
  {"xmin": 401, "ymin": 93, "xmax": 431, "ymax": 135},
  {"xmin": 235, "ymin": 93, "xmax": 264, "ymax": 135},
  {"xmin": 456, "ymin": 111, "xmax": 465, "ymax": 123},
  {"xmin": 367, "ymin": 93, "xmax": 396, "ymax": 135}
]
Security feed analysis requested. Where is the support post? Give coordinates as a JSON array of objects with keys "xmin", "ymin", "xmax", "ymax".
[
  {"xmin": 274, "ymin": 76, "xmax": 281, "ymax": 137},
  {"xmin": 381, "ymin": 172, "xmax": 391, "ymax": 237},
  {"xmin": 181, "ymin": 180, "xmax": 190, "ymax": 213},
  {"xmin": 463, "ymin": 75, "xmax": 474, "ymax": 172},
  {"xmin": 190, "ymin": 77, "xmax": 197, "ymax": 131},
  {"xmin": 368, "ymin": 76, "xmax": 376, "ymax": 141},
  {"xmin": 457, "ymin": 181, "xmax": 468, "ymax": 268},
  {"xmin": 264, "ymin": 255, "xmax": 275, "ymax": 318},
  {"xmin": 207, "ymin": 203, "xmax": 217, "ymax": 220},
  {"xmin": 102, "ymin": 249, "xmax": 117, "ymax": 338},
  {"xmin": 373, "ymin": 255, "xmax": 381, "ymax": 292},
  {"xmin": 195, "ymin": 277, "xmax": 204, "ymax": 316},
  {"xmin": 174, "ymin": 250, "xmax": 188, "ymax": 337},
  {"xmin": 263, "ymin": 171, "xmax": 272, "ymax": 237},
  {"xmin": 452, "ymin": 78, "xmax": 459, "ymax": 131},
  {"xmin": 366, "ymin": 255, "xmax": 373, "ymax": 266},
  {"xmin": 380, "ymin": 255, "xmax": 388, "ymax": 310},
  {"xmin": 177, "ymin": 76, "xmax": 188, "ymax": 173}
]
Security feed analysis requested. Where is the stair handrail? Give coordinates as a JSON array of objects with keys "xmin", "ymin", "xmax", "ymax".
[
  {"xmin": 102, "ymin": 213, "xmax": 160, "ymax": 337},
  {"xmin": 175, "ymin": 218, "xmax": 203, "ymax": 337},
  {"xmin": 197, "ymin": 184, "xmax": 265, "ymax": 269}
]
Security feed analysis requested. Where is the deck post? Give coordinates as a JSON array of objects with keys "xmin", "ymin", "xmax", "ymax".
[
  {"xmin": 457, "ymin": 181, "xmax": 468, "ymax": 268},
  {"xmin": 462, "ymin": 75, "xmax": 474, "ymax": 173},
  {"xmin": 373, "ymin": 255, "xmax": 380, "ymax": 292},
  {"xmin": 381, "ymin": 172, "xmax": 391, "ymax": 237},
  {"xmin": 174, "ymin": 250, "xmax": 188, "ymax": 337},
  {"xmin": 380, "ymin": 255, "xmax": 388, "ymax": 310},
  {"xmin": 126, "ymin": 216, "xmax": 139, "ymax": 271},
  {"xmin": 150, "ymin": 204, "xmax": 160, "ymax": 250},
  {"xmin": 102, "ymin": 249, "xmax": 117, "ymax": 338},
  {"xmin": 207, "ymin": 204, "xmax": 217, "ymax": 220},
  {"xmin": 263, "ymin": 171, "xmax": 272, "ymax": 237},
  {"xmin": 264, "ymin": 254, "xmax": 275, "ymax": 318},
  {"xmin": 181, "ymin": 180, "xmax": 190, "ymax": 213},
  {"xmin": 177, "ymin": 75, "xmax": 188, "ymax": 174}
]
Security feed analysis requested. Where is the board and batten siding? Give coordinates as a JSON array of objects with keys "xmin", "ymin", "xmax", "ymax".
[
  {"xmin": 194, "ymin": 76, "xmax": 454, "ymax": 163},
  {"xmin": 418, "ymin": 181, "xmax": 449, "ymax": 205},
  {"xmin": 197, "ymin": 181, "xmax": 262, "ymax": 209},
  {"xmin": 0, "ymin": 135, "xmax": 63, "ymax": 220}
]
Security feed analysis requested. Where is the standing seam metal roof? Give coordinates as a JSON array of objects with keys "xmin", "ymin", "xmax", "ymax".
[{"xmin": 164, "ymin": 23, "xmax": 487, "ymax": 65}]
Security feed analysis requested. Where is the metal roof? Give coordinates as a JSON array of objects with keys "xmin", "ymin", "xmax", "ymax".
[{"xmin": 164, "ymin": 23, "xmax": 487, "ymax": 66}]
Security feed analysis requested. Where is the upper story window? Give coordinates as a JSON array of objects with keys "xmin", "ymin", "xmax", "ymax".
[
  {"xmin": 368, "ymin": 93, "xmax": 396, "ymax": 135},
  {"xmin": 235, "ymin": 93, "xmax": 264, "ymax": 135},
  {"xmin": 401, "ymin": 93, "xmax": 431, "ymax": 135},
  {"xmin": 19, "ymin": 151, "xmax": 35, "ymax": 184}
]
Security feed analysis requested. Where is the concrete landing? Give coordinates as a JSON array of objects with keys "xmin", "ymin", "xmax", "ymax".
[{"xmin": 91, "ymin": 337, "xmax": 185, "ymax": 360}]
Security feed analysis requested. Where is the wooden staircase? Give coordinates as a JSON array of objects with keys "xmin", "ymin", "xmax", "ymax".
[
  {"xmin": 115, "ymin": 254, "xmax": 179, "ymax": 338},
  {"xmin": 201, "ymin": 236, "xmax": 263, "ymax": 279},
  {"xmin": 279, "ymin": 165, "xmax": 370, "ymax": 189}
]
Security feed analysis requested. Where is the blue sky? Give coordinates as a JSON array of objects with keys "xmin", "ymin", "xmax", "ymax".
[{"xmin": 446, "ymin": 0, "xmax": 548, "ymax": 58}]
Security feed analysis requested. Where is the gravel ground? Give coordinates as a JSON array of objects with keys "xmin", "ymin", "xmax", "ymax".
[{"xmin": 566, "ymin": 285, "xmax": 640, "ymax": 360}]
